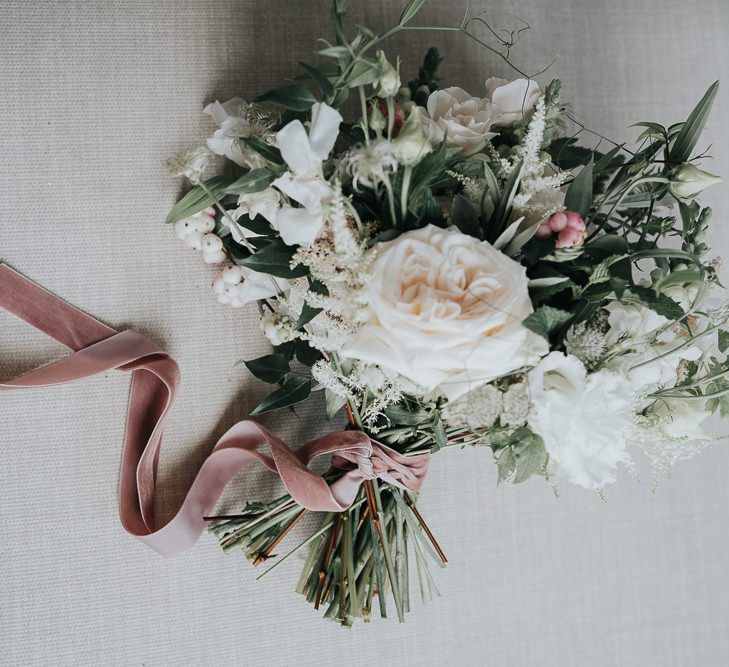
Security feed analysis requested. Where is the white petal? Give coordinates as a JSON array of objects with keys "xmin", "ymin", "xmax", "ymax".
[
  {"xmin": 276, "ymin": 120, "xmax": 320, "ymax": 176},
  {"xmin": 203, "ymin": 98, "xmax": 245, "ymax": 126},
  {"xmin": 308, "ymin": 103, "xmax": 343, "ymax": 162},
  {"xmin": 237, "ymin": 269, "xmax": 286, "ymax": 302},
  {"xmin": 272, "ymin": 173, "xmax": 331, "ymax": 213},
  {"xmin": 275, "ymin": 206, "xmax": 324, "ymax": 246}
]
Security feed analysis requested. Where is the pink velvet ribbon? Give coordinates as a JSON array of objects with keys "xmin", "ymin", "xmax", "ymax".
[{"xmin": 0, "ymin": 263, "xmax": 429, "ymax": 557}]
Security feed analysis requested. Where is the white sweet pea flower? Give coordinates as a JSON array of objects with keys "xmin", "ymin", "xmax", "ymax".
[
  {"xmin": 528, "ymin": 352, "xmax": 635, "ymax": 490},
  {"xmin": 272, "ymin": 102, "xmax": 343, "ymax": 246},
  {"xmin": 223, "ymin": 188, "xmax": 282, "ymax": 244},
  {"xmin": 204, "ymin": 97, "xmax": 266, "ymax": 169},
  {"xmin": 485, "ymin": 77, "xmax": 541, "ymax": 126}
]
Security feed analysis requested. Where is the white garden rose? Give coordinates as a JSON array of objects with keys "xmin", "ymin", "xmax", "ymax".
[
  {"xmin": 485, "ymin": 77, "xmax": 541, "ymax": 126},
  {"xmin": 420, "ymin": 87, "xmax": 499, "ymax": 155},
  {"xmin": 342, "ymin": 225, "xmax": 548, "ymax": 400},
  {"xmin": 527, "ymin": 352, "xmax": 635, "ymax": 490}
]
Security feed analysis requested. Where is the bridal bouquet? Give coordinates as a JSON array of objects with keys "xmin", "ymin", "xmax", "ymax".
[{"xmin": 165, "ymin": 0, "xmax": 726, "ymax": 625}]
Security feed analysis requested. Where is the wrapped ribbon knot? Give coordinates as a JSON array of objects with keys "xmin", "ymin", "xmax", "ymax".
[{"xmin": 0, "ymin": 263, "xmax": 429, "ymax": 557}]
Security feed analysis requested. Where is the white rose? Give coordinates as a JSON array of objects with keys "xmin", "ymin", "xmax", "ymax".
[
  {"xmin": 420, "ymin": 87, "xmax": 498, "ymax": 155},
  {"xmin": 485, "ymin": 77, "xmax": 541, "ymax": 126},
  {"xmin": 528, "ymin": 352, "xmax": 635, "ymax": 490},
  {"xmin": 342, "ymin": 225, "xmax": 548, "ymax": 400}
]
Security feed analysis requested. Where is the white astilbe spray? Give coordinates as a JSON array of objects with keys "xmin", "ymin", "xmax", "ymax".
[
  {"xmin": 312, "ymin": 359, "xmax": 409, "ymax": 430},
  {"xmin": 287, "ymin": 184, "xmax": 373, "ymax": 353},
  {"xmin": 502, "ymin": 95, "xmax": 569, "ymax": 224}
]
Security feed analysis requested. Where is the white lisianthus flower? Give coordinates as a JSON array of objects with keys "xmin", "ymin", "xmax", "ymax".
[
  {"xmin": 484, "ymin": 77, "xmax": 542, "ymax": 126},
  {"xmin": 272, "ymin": 102, "xmax": 343, "ymax": 246},
  {"xmin": 647, "ymin": 398, "xmax": 713, "ymax": 443},
  {"xmin": 669, "ymin": 163, "xmax": 722, "ymax": 199},
  {"xmin": 603, "ymin": 301, "xmax": 700, "ymax": 394},
  {"xmin": 373, "ymin": 50, "xmax": 401, "ymax": 98},
  {"xmin": 527, "ymin": 352, "xmax": 635, "ymax": 490},
  {"xmin": 203, "ymin": 97, "xmax": 267, "ymax": 169},
  {"xmin": 419, "ymin": 87, "xmax": 498, "ymax": 155},
  {"xmin": 342, "ymin": 225, "xmax": 548, "ymax": 400}
]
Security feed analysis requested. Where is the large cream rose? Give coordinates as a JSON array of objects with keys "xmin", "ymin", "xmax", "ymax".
[
  {"xmin": 342, "ymin": 225, "xmax": 548, "ymax": 400},
  {"xmin": 419, "ymin": 87, "xmax": 499, "ymax": 155}
]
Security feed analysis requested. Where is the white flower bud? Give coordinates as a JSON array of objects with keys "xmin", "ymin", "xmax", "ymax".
[
  {"xmin": 670, "ymin": 163, "xmax": 722, "ymax": 198},
  {"xmin": 373, "ymin": 50, "xmax": 401, "ymax": 98},
  {"xmin": 392, "ymin": 109, "xmax": 432, "ymax": 166},
  {"xmin": 261, "ymin": 312, "xmax": 298, "ymax": 347}
]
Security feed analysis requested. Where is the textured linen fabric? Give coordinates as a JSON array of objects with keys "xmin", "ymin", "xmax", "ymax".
[{"xmin": 2, "ymin": 1, "xmax": 729, "ymax": 665}]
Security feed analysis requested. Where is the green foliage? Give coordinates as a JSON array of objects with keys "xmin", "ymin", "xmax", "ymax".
[
  {"xmin": 250, "ymin": 373, "xmax": 313, "ymax": 415},
  {"xmin": 490, "ymin": 427, "xmax": 548, "ymax": 484},
  {"xmin": 244, "ymin": 353, "xmax": 290, "ymax": 384},
  {"xmin": 522, "ymin": 305, "xmax": 573, "ymax": 342},
  {"xmin": 165, "ymin": 175, "xmax": 235, "ymax": 224},
  {"xmin": 564, "ymin": 159, "xmax": 594, "ymax": 217},
  {"xmin": 254, "ymin": 84, "xmax": 317, "ymax": 112},
  {"xmin": 234, "ymin": 238, "xmax": 308, "ymax": 279},
  {"xmin": 669, "ymin": 81, "xmax": 719, "ymax": 163},
  {"xmin": 408, "ymin": 47, "xmax": 443, "ymax": 104}
]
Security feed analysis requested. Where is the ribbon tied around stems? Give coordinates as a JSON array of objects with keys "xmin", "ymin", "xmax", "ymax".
[{"xmin": 0, "ymin": 263, "xmax": 429, "ymax": 557}]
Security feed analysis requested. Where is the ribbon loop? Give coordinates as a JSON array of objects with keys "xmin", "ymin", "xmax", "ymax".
[{"xmin": 0, "ymin": 263, "xmax": 430, "ymax": 557}]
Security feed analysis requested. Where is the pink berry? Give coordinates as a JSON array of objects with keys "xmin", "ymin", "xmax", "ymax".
[
  {"xmin": 548, "ymin": 212, "xmax": 568, "ymax": 232},
  {"xmin": 535, "ymin": 221, "xmax": 553, "ymax": 239},
  {"xmin": 565, "ymin": 211, "xmax": 585, "ymax": 230},
  {"xmin": 555, "ymin": 226, "xmax": 585, "ymax": 248}
]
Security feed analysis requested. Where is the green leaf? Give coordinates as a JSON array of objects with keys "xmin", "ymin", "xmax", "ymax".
[
  {"xmin": 243, "ymin": 137, "xmax": 283, "ymax": 165},
  {"xmin": 628, "ymin": 285, "xmax": 684, "ymax": 320},
  {"xmin": 254, "ymin": 84, "xmax": 317, "ymax": 112},
  {"xmin": 244, "ymin": 353, "xmax": 290, "ymax": 384},
  {"xmin": 585, "ymin": 234, "xmax": 629, "ymax": 259},
  {"xmin": 511, "ymin": 429, "xmax": 549, "ymax": 484},
  {"xmin": 325, "ymin": 389, "xmax": 347, "ymax": 421},
  {"xmin": 165, "ymin": 175, "xmax": 234, "ymax": 224},
  {"xmin": 295, "ymin": 339, "xmax": 321, "ymax": 366},
  {"xmin": 564, "ymin": 159, "xmax": 594, "ymax": 217},
  {"xmin": 250, "ymin": 373, "xmax": 313, "ymax": 415},
  {"xmin": 384, "ymin": 403, "xmax": 431, "ymax": 426},
  {"xmin": 432, "ymin": 413, "xmax": 447, "ymax": 452},
  {"xmin": 488, "ymin": 160, "xmax": 523, "ymax": 240},
  {"xmin": 235, "ymin": 239, "xmax": 308, "ymax": 278},
  {"xmin": 298, "ymin": 61, "xmax": 335, "ymax": 98},
  {"xmin": 295, "ymin": 279, "xmax": 328, "ymax": 328},
  {"xmin": 399, "ymin": 0, "xmax": 427, "ymax": 25},
  {"xmin": 224, "ymin": 168, "xmax": 276, "ymax": 195},
  {"xmin": 669, "ymin": 81, "xmax": 719, "ymax": 163},
  {"xmin": 522, "ymin": 305, "xmax": 572, "ymax": 341},
  {"xmin": 450, "ymin": 194, "xmax": 481, "ymax": 238}
]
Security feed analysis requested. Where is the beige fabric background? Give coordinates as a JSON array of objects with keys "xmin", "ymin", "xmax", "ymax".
[{"xmin": 2, "ymin": 1, "xmax": 729, "ymax": 665}]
